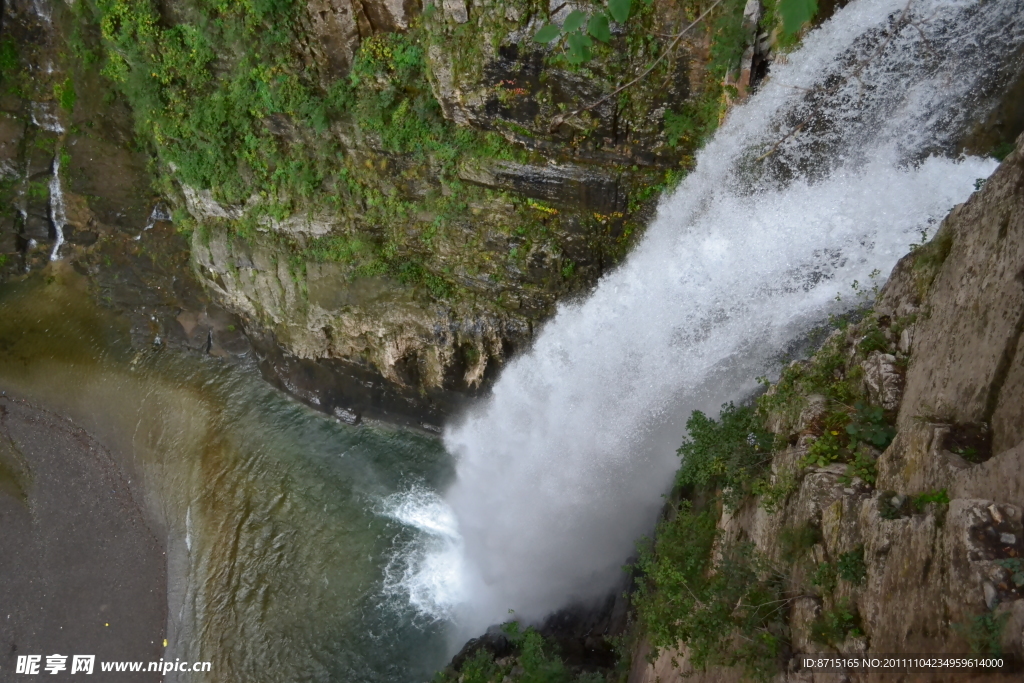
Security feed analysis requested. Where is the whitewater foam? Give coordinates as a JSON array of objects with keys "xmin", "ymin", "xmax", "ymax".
[{"xmin": 381, "ymin": 487, "xmax": 465, "ymax": 621}]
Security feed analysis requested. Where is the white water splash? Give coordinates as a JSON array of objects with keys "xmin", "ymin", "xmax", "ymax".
[
  {"xmin": 400, "ymin": 0, "xmax": 1024, "ymax": 635},
  {"xmin": 380, "ymin": 487, "xmax": 465, "ymax": 621},
  {"xmin": 30, "ymin": 0, "xmax": 51, "ymax": 24},
  {"xmin": 31, "ymin": 102, "xmax": 64, "ymax": 134},
  {"xmin": 49, "ymin": 157, "xmax": 66, "ymax": 261},
  {"xmin": 144, "ymin": 203, "xmax": 173, "ymax": 231}
]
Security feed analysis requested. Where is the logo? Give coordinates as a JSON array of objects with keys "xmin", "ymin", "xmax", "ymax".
[{"xmin": 15, "ymin": 655, "xmax": 95, "ymax": 675}]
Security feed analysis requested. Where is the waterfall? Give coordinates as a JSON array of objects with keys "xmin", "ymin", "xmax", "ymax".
[
  {"xmin": 49, "ymin": 156, "xmax": 67, "ymax": 261},
  {"xmin": 391, "ymin": 0, "xmax": 1024, "ymax": 635}
]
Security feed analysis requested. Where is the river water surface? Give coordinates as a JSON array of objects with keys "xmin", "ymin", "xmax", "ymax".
[{"xmin": 0, "ymin": 267, "xmax": 453, "ymax": 682}]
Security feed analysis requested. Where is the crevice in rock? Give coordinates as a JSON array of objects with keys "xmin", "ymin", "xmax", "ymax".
[
  {"xmin": 982, "ymin": 268, "xmax": 1024, "ymax": 431},
  {"xmin": 940, "ymin": 423, "xmax": 994, "ymax": 465}
]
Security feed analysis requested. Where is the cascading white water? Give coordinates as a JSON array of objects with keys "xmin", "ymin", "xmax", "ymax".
[
  {"xmin": 31, "ymin": 102, "xmax": 65, "ymax": 135},
  {"xmin": 388, "ymin": 0, "xmax": 1024, "ymax": 636},
  {"xmin": 49, "ymin": 157, "xmax": 67, "ymax": 261}
]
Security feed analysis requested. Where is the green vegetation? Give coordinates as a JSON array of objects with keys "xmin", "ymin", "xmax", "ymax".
[
  {"xmin": 879, "ymin": 488, "xmax": 950, "ymax": 520},
  {"xmin": 633, "ymin": 397, "xmax": 830, "ymax": 681},
  {"xmin": 444, "ymin": 649, "xmax": 502, "ymax": 683},
  {"xmin": 663, "ymin": 0, "xmax": 747, "ymax": 150},
  {"xmin": 951, "ymin": 444, "xmax": 983, "ymax": 462},
  {"xmin": 910, "ymin": 224, "xmax": 954, "ymax": 298},
  {"xmin": 911, "ymin": 488, "xmax": 950, "ymax": 512},
  {"xmin": 810, "ymin": 599, "xmax": 862, "ymax": 646},
  {"xmin": 845, "ymin": 402, "xmax": 896, "ymax": 449},
  {"xmin": 432, "ymin": 622, "xmax": 605, "ymax": 683},
  {"xmin": 75, "ymin": 0, "xmax": 640, "ymax": 303},
  {"xmin": 0, "ymin": 37, "xmax": 18, "ymax": 75},
  {"xmin": 69, "ymin": 0, "xmax": 792, "ymax": 313},
  {"xmin": 346, "ymin": 34, "xmax": 515, "ymax": 166},
  {"xmin": 836, "ymin": 547, "xmax": 866, "ymax": 585},
  {"xmin": 777, "ymin": 0, "xmax": 817, "ymax": 36},
  {"xmin": 53, "ymin": 77, "xmax": 77, "ymax": 113},
  {"xmin": 779, "ymin": 522, "xmax": 821, "ymax": 562},
  {"xmin": 27, "ymin": 180, "xmax": 49, "ymax": 202},
  {"xmin": 675, "ymin": 402, "xmax": 774, "ymax": 508},
  {"xmin": 802, "ymin": 427, "xmax": 843, "ymax": 468},
  {"xmin": 633, "ymin": 501, "xmax": 785, "ymax": 681},
  {"xmin": 84, "ymin": 0, "xmax": 328, "ymax": 202},
  {"xmin": 810, "ymin": 548, "xmax": 864, "ymax": 594},
  {"xmin": 664, "ymin": 0, "xmax": 820, "ymax": 148},
  {"xmin": 0, "ymin": 34, "xmax": 26, "ymax": 98},
  {"xmin": 751, "ymin": 466, "xmax": 797, "ymax": 512},
  {"xmin": 529, "ymin": 0, "xmax": 753, "ymax": 156},
  {"xmin": 878, "ymin": 491, "xmax": 907, "ymax": 520},
  {"xmin": 856, "ymin": 321, "xmax": 888, "ymax": 355},
  {"xmin": 755, "ymin": 320, "xmax": 895, "ymax": 486},
  {"xmin": 810, "ymin": 560, "xmax": 837, "ymax": 593},
  {"xmin": 954, "ymin": 612, "xmax": 1009, "ymax": 655},
  {"xmin": 628, "ymin": 167, "xmax": 687, "ymax": 213},
  {"xmin": 991, "ymin": 141, "xmax": 1015, "ymax": 161},
  {"xmin": 839, "ymin": 443, "xmax": 878, "ymax": 486},
  {"xmin": 996, "ymin": 559, "xmax": 1024, "ymax": 588},
  {"xmin": 756, "ymin": 333, "xmax": 862, "ymax": 430},
  {"xmin": 82, "ymin": 0, "xmax": 516, "ymax": 206},
  {"xmin": 533, "ymin": 0, "xmax": 625, "ymax": 64}
]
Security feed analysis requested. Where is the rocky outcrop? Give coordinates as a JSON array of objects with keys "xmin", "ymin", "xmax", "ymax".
[
  {"xmin": 629, "ymin": 135, "xmax": 1024, "ymax": 682},
  {"xmin": 884, "ymin": 170, "xmax": 1024, "ymax": 457},
  {"xmin": 170, "ymin": 0, "xmax": 764, "ymax": 413},
  {"xmin": 190, "ymin": 223, "xmax": 528, "ymax": 419},
  {"xmin": 0, "ymin": 20, "xmax": 454, "ymax": 426},
  {"xmin": 298, "ymin": 0, "xmax": 420, "ymax": 82},
  {"xmin": 0, "ymin": 1, "xmax": 259, "ymax": 375},
  {"xmin": 0, "ymin": 0, "xmax": 152, "ymax": 260},
  {"xmin": 4, "ymin": 0, "xmax": 749, "ymax": 427},
  {"xmin": 459, "ymin": 160, "xmax": 627, "ymax": 213},
  {"xmin": 134, "ymin": 0, "xmax": 772, "ymax": 416}
]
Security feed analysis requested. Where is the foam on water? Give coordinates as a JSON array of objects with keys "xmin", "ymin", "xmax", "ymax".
[
  {"xmin": 387, "ymin": 0, "xmax": 1024, "ymax": 636},
  {"xmin": 381, "ymin": 487, "xmax": 465, "ymax": 621}
]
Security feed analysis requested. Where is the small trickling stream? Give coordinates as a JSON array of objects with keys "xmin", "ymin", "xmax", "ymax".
[{"xmin": 48, "ymin": 156, "xmax": 65, "ymax": 261}]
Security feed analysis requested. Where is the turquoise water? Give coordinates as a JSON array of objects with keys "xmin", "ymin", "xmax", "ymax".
[{"xmin": 0, "ymin": 269, "xmax": 454, "ymax": 682}]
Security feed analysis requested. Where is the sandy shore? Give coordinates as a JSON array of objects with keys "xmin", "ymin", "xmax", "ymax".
[{"xmin": 0, "ymin": 394, "xmax": 166, "ymax": 681}]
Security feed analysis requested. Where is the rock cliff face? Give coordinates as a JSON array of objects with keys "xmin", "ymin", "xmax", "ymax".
[
  {"xmin": 177, "ymin": 0, "xmax": 766, "ymax": 416},
  {"xmin": 630, "ymin": 135, "xmax": 1024, "ymax": 682},
  {"xmin": 0, "ymin": 0, "xmax": 259, "ymax": 355},
  {"xmin": 0, "ymin": 0, "xmax": 778, "ymax": 424}
]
